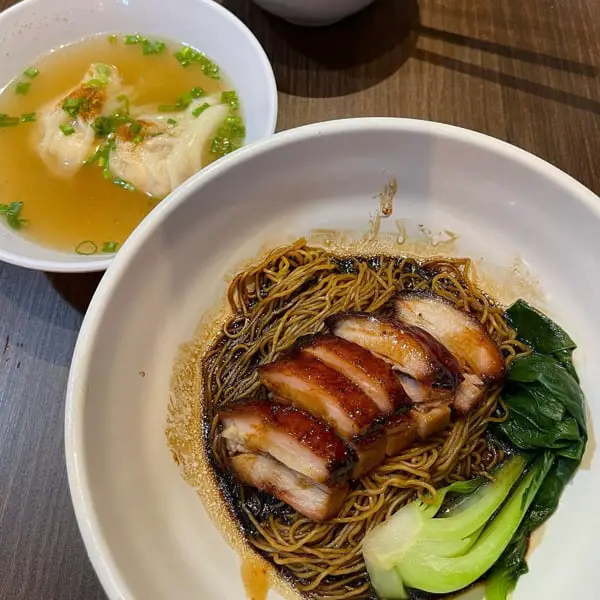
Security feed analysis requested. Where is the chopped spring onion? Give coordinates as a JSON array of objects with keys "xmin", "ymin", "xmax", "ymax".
[
  {"xmin": 167, "ymin": 118, "xmax": 177, "ymax": 126},
  {"xmin": 23, "ymin": 66, "xmax": 39, "ymax": 79},
  {"xmin": 91, "ymin": 116, "xmax": 114, "ymax": 137},
  {"xmin": 159, "ymin": 87, "xmax": 208, "ymax": 113},
  {"xmin": 220, "ymin": 90, "xmax": 239, "ymax": 109},
  {"xmin": 108, "ymin": 34, "xmax": 118, "ymax": 44},
  {"xmin": 123, "ymin": 34, "xmax": 166, "ymax": 55},
  {"xmin": 192, "ymin": 102, "xmax": 210, "ymax": 118},
  {"xmin": 174, "ymin": 46, "xmax": 220, "ymax": 78},
  {"xmin": 124, "ymin": 34, "xmax": 144, "ymax": 45},
  {"xmin": 113, "ymin": 177, "xmax": 136, "ymax": 191},
  {"xmin": 101, "ymin": 240, "xmax": 119, "ymax": 253},
  {"xmin": 133, "ymin": 135, "xmax": 143, "ymax": 144},
  {"xmin": 142, "ymin": 39, "xmax": 166, "ymax": 55},
  {"xmin": 63, "ymin": 97, "xmax": 84, "ymax": 117},
  {"xmin": 210, "ymin": 115, "xmax": 246, "ymax": 158},
  {"xmin": 14, "ymin": 81, "xmax": 31, "ymax": 95},
  {"xmin": 0, "ymin": 114, "xmax": 19, "ymax": 127},
  {"xmin": 75, "ymin": 240, "xmax": 98, "ymax": 255},
  {"xmin": 60, "ymin": 123, "xmax": 75, "ymax": 136},
  {"xmin": 21, "ymin": 112, "xmax": 36, "ymax": 123},
  {"xmin": 129, "ymin": 121, "xmax": 142, "ymax": 135},
  {"xmin": 0, "ymin": 201, "xmax": 28, "ymax": 230},
  {"xmin": 157, "ymin": 104, "xmax": 181, "ymax": 113}
]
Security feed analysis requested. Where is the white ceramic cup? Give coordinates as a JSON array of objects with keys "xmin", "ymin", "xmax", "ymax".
[{"xmin": 251, "ymin": 0, "xmax": 377, "ymax": 26}]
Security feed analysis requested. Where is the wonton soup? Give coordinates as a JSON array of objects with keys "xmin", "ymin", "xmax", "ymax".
[{"xmin": 0, "ymin": 35, "xmax": 244, "ymax": 254}]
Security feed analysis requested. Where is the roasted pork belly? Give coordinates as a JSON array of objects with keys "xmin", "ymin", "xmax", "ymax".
[
  {"xmin": 258, "ymin": 353, "xmax": 381, "ymax": 438},
  {"xmin": 351, "ymin": 430, "xmax": 387, "ymax": 478},
  {"xmin": 384, "ymin": 412, "xmax": 418, "ymax": 457},
  {"xmin": 230, "ymin": 453, "xmax": 348, "ymax": 522},
  {"xmin": 394, "ymin": 292, "xmax": 506, "ymax": 382},
  {"xmin": 325, "ymin": 313, "xmax": 462, "ymax": 392},
  {"xmin": 219, "ymin": 400, "xmax": 355, "ymax": 485},
  {"xmin": 394, "ymin": 292, "xmax": 506, "ymax": 413},
  {"xmin": 299, "ymin": 334, "xmax": 411, "ymax": 413}
]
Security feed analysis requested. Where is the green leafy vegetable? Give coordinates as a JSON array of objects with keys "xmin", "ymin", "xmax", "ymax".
[
  {"xmin": 362, "ymin": 454, "xmax": 552, "ymax": 598},
  {"xmin": 506, "ymin": 299, "xmax": 577, "ymax": 379},
  {"xmin": 21, "ymin": 112, "xmax": 36, "ymax": 123},
  {"xmin": 0, "ymin": 201, "xmax": 28, "ymax": 230},
  {"xmin": 486, "ymin": 299, "xmax": 587, "ymax": 600},
  {"xmin": 75, "ymin": 240, "xmax": 98, "ymax": 255},
  {"xmin": 23, "ymin": 66, "xmax": 39, "ymax": 79}
]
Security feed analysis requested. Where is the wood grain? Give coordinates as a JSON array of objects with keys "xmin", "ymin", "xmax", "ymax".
[{"xmin": 0, "ymin": 0, "xmax": 598, "ymax": 598}]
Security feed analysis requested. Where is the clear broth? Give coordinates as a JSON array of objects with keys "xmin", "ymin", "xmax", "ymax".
[{"xmin": 0, "ymin": 35, "xmax": 233, "ymax": 252}]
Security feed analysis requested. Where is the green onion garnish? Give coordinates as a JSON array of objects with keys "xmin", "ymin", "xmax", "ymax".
[
  {"xmin": 14, "ymin": 81, "xmax": 31, "ymax": 95},
  {"xmin": 0, "ymin": 201, "xmax": 28, "ymax": 230},
  {"xmin": 133, "ymin": 135, "xmax": 143, "ymax": 144},
  {"xmin": 63, "ymin": 97, "xmax": 83, "ymax": 117},
  {"xmin": 60, "ymin": 123, "xmax": 76, "ymax": 136},
  {"xmin": 124, "ymin": 34, "xmax": 143, "ymax": 45},
  {"xmin": 113, "ymin": 177, "xmax": 136, "ymax": 191},
  {"xmin": 174, "ymin": 46, "xmax": 220, "ymax": 79},
  {"xmin": 108, "ymin": 34, "xmax": 118, "ymax": 44},
  {"xmin": 142, "ymin": 39, "xmax": 166, "ymax": 55},
  {"xmin": 91, "ymin": 116, "xmax": 114, "ymax": 137},
  {"xmin": 101, "ymin": 240, "xmax": 119, "ymax": 253},
  {"xmin": 220, "ymin": 90, "xmax": 239, "ymax": 110},
  {"xmin": 192, "ymin": 102, "xmax": 210, "ymax": 118},
  {"xmin": 96, "ymin": 63, "xmax": 112, "ymax": 76},
  {"xmin": 167, "ymin": 118, "xmax": 177, "ymax": 126},
  {"xmin": 129, "ymin": 121, "xmax": 142, "ymax": 135},
  {"xmin": 23, "ymin": 66, "xmax": 39, "ymax": 79},
  {"xmin": 21, "ymin": 112, "xmax": 36, "ymax": 123},
  {"xmin": 190, "ymin": 87, "xmax": 204, "ymax": 98},
  {"xmin": 0, "ymin": 114, "xmax": 19, "ymax": 127},
  {"xmin": 85, "ymin": 78, "xmax": 104, "ymax": 88},
  {"xmin": 210, "ymin": 115, "xmax": 246, "ymax": 158},
  {"xmin": 75, "ymin": 240, "xmax": 98, "ymax": 255},
  {"xmin": 158, "ymin": 104, "xmax": 181, "ymax": 112}
]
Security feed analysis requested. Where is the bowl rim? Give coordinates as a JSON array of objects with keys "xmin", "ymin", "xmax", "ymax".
[
  {"xmin": 64, "ymin": 116, "xmax": 600, "ymax": 600},
  {"xmin": 0, "ymin": 0, "xmax": 278, "ymax": 274}
]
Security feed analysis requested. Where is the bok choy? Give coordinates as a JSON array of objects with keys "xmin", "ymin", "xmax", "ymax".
[{"xmin": 362, "ymin": 299, "xmax": 587, "ymax": 600}]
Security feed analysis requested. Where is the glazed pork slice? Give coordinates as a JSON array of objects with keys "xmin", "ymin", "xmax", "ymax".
[
  {"xmin": 394, "ymin": 292, "xmax": 506, "ymax": 413},
  {"xmin": 300, "ymin": 334, "xmax": 411, "ymax": 413},
  {"xmin": 219, "ymin": 400, "xmax": 355, "ymax": 485},
  {"xmin": 384, "ymin": 412, "xmax": 418, "ymax": 457},
  {"xmin": 326, "ymin": 313, "xmax": 462, "ymax": 403},
  {"xmin": 230, "ymin": 453, "xmax": 348, "ymax": 522},
  {"xmin": 258, "ymin": 354, "xmax": 382, "ymax": 438},
  {"xmin": 351, "ymin": 430, "xmax": 387, "ymax": 478}
]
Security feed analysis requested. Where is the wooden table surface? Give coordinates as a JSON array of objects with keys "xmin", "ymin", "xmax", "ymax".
[{"xmin": 1, "ymin": 0, "xmax": 599, "ymax": 598}]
